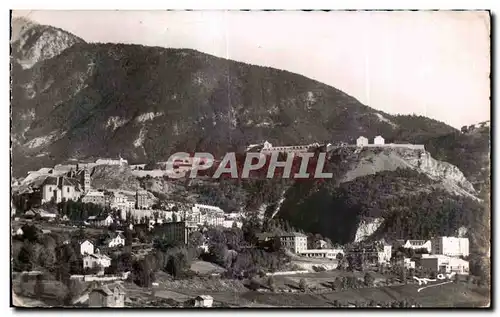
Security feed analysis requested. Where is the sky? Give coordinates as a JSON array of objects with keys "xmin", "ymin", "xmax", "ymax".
[{"xmin": 12, "ymin": 10, "xmax": 491, "ymax": 129}]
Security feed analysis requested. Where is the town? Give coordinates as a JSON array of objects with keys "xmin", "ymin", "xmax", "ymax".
[{"xmin": 10, "ymin": 137, "xmax": 481, "ymax": 308}]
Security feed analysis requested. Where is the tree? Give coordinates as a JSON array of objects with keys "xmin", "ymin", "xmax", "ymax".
[
  {"xmin": 333, "ymin": 277, "xmax": 342, "ymax": 291},
  {"xmin": 34, "ymin": 274, "xmax": 44, "ymax": 299},
  {"xmin": 188, "ymin": 231, "xmax": 203, "ymax": 248},
  {"xmin": 208, "ymin": 243, "xmax": 228, "ymax": 268},
  {"xmin": 267, "ymin": 276, "xmax": 276, "ymax": 292},
  {"xmin": 21, "ymin": 224, "xmax": 40, "ymax": 242},
  {"xmin": 299, "ymin": 278, "xmax": 308, "ymax": 292},
  {"xmin": 364, "ymin": 272, "xmax": 375, "ymax": 287}
]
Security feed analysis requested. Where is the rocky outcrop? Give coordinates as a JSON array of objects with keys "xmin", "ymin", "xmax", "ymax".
[
  {"xmin": 354, "ymin": 218, "xmax": 383, "ymax": 242},
  {"xmin": 342, "ymin": 147, "xmax": 477, "ymax": 198}
]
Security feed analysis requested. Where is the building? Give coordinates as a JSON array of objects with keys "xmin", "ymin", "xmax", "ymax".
[
  {"xmin": 347, "ymin": 242, "xmax": 392, "ymax": 264},
  {"xmin": 394, "ymin": 240, "xmax": 432, "ymax": 253},
  {"xmin": 41, "ymin": 176, "xmax": 83, "ymax": 204},
  {"xmin": 403, "ymin": 257, "xmax": 416, "ymax": 269},
  {"xmin": 277, "ymin": 232, "xmax": 308, "ymax": 254},
  {"xmin": 256, "ymin": 233, "xmax": 274, "ymax": 243},
  {"xmin": 314, "ymin": 239, "xmax": 328, "ymax": 249},
  {"xmin": 95, "ymin": 156, "xmax": 128, "ymax": 167},
  {"xmin": 153, "ymin": 221, "xmax": 198, "ymax": 245},
  {"xmin": 431, "ymin": 236, "xmax": 469, "ymax": 257},
  {"xmin": 83, "ymin": 253, "xmax": 112, "ymax": 271},
  {"xmin": 136, "ymin": 190, "xmax": 152, "ymax": 209},
  {"xmin": 14, "ymin": 228, "xmax": 24, "ymax": 236},
  {"xmin": 420, "ymin": 254, "xmax": 469, "ymax": 275},
  {"xmin": 88, "ymin": 214, "xmax": 114, "ymax": 227},
  {"xmin": 80, "ymin": 240, "xmax": 95, "ymax": 255},
  {"xmin": 190, "ymin": 204, "xmax": 225, "ymax": 227},
  {"xmin": 193, "ymin": 295, "xmax": 213, "ymax": 308},
  {"xmin": 82, "ymin": 191, "xmax": 106, "ymax": 206},
  {"xmin": 222, "ymin": 220, "xmax": 242, "ymax": 228},
  {"xmin": 88, "ymin": 283, "xmax": 125, "ymax": 307},
  {"xmin": 103, "ymin": 232, "xmax": 126, "ymax": 248},
  {"xmin": 73, "ymin": 168, "xmax": 91, "ymax": 193},
  {"xmin": 298, "ymin": 249, "xmax": 344, "ymax": 259},
  {"xmin": 379, "ymin": 244, "xmax": 392, "ymax": 264},
  {"xmin": 374, "ymin": 136, "xmax": 385, "ymax": 145},
  {"xmin": 356, "ymin": 136, "xmax": 369, "ymax": 147}
]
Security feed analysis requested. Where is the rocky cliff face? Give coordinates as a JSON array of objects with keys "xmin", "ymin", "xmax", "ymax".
[
  {"xmin": 417, "ymin": 151, "xmax": 477, "ymax": 195},
  {"xmin": 340, "ymin": 147, "xmax": 477, "ymax": 199},
  {"xmin": 354, "ymin": 218, "xmax": 383, "ymax": 242}
]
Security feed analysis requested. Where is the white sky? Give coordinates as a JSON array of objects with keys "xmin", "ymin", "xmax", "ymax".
[{"xmin": 13, "ymin": 10, "xmax": 491, "ymax": 129}]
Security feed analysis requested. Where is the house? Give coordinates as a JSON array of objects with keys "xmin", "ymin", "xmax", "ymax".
[
  {"xmin": 277, "ymin": 232, "xmax": 308, "ymax": 254},
  {"xmin": 41, "ymin": 229, "xmax": 51, "ymax": 234},
  {"xmin": 420, "ymin": 254, "xmax": 469, "ymax": 275},
  {"xmin": 83, "ymin": 253, "xmax": 112, "ymax": 271},
  {"xmin": 103, "ymin": 232, "xmax": 126, "ymax": 248},
  {"xmin": 14, "ymin": 228, "xmax": 24, "ymax": 236},
  {"xmin": 374, "ymin": 136, "xmax": 385, "ymax": 145},
  {"xmin": 193, "ymin": 295, "xmax": 213, "ymax": 308},
  {"xmin": 88, "ymin": 283, "xmax": 125, "ymax": 307},
  {"xmin": 394, "ymin": 239, "xmax": 432, "ymax": 253},
  {"xmin": 356, "ymin": 136, "xmax": 369, "ymax": 147},
  {"xmin": 24, "ymin": 210, "xmax": 36, "ymax": 218},
  {"xmin": 37, "ymin": 209, "xmax": 58, "ymax": 220},
  {"xmin": 61, "ymin": 214, "xmax": 69, "ymax": 222},
  {"xmin": 88, "ymin": 214, "xmax": 114, "ymax": 227},
  {"xmin": 431, "ymin": 236, "xmax": 469, "ymax": 257},
  {"xmin": 80, "ymin": 240, "xmax": 95, "ymax": 255},
  {"xmin": 403, "ymin": 257, "xmax": 416, "ymax": 269}
]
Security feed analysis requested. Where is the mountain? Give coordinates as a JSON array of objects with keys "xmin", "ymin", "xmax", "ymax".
[
  {"xmin": 11, "ymin": 37, "xmax": 459, "ymax": 177},
  {"xmin": 11, "ymin": 17, "xmax": 84, "ymax": 69}
]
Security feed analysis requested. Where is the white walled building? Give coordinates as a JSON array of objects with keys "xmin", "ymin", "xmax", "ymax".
[
  {"xmin": 191, "ymin": 204, "xmax": 225, "ymax": 227},
  {"xmin": 80, "ymin": 240, "xmax": 95, "ymax": 255},
  {"xmin": 420, "ymin": 254, "xmax": 469, "ymax": 274},
  {"xmin": 378, "ymin": 244, "xmax": 393, "ymax": 264},
  {"xmin": 356, "ymin": 136, "xmax": 369, "ymax": 147},
  {"xmin": 431, "ymin": 236, "xmax": 469, "ymax": 257},
  {"xmin": 403, "ymin": 257, "xmax": 416, "ymax": 269},
  {"xmin": 374, "ymin": 136, "xmax": 385, "ymax": 145},
  {"xmin": 395, "ymin": 240, "xmax": 432, "ymax": 253},
  {"xmin": 82, "ymin": 191, "xmax": 106, "ymax": 206},
  {"xmin": 83, "ymin": 254, "xmax": 112, "ymax": 271},
  {"xmin": 222, "ymin": 220, "xmax": 243, "ymax": 228},
  {"xmin": 103, "ymin": 232, "xmax": 126, "ymax": 248}
]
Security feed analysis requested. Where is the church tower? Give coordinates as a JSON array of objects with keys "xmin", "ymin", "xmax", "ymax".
[{"xmin": 80, "ymin": 168, "xmax": 91, "ymax": 192}]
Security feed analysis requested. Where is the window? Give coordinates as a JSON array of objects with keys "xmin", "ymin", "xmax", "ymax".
[{"xmin": 67, "ymin": 187, "xmax": 70, "ymax": 193}]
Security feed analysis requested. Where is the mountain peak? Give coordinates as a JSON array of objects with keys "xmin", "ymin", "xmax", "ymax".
[{"xmin": 11, "ymin": 17, "xmax": 84, "ymax": 69}]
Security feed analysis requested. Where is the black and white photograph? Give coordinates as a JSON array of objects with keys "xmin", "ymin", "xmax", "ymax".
[{"xmin": 9, "ymin": 9, "xmax": 491, "ymax": 308}]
